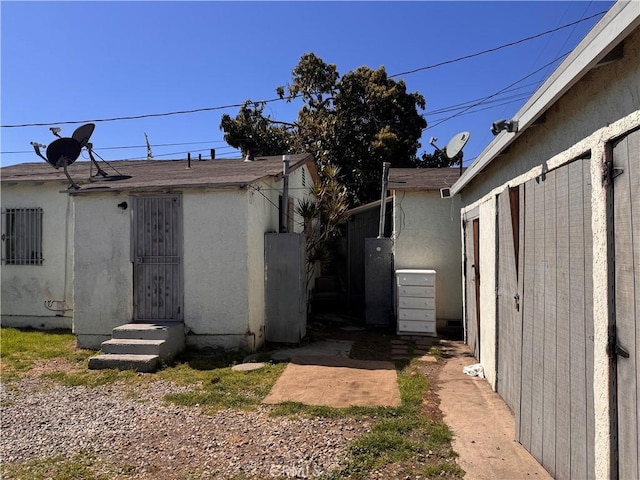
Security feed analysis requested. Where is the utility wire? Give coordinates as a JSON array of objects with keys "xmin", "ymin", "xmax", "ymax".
[
  {"xmin": 0, "ymin": 11, "xmax": 605, "ymax": 130},
  {"xmin": 0, "ymin": 97, "xmax": 296, "ymax": 128},
  {"xmin": 389, "ymin": 11, "xmax": 605, "ymax": 78},
  {"xmin": 425, "ymin": 51, "xmax": 570, "ymax": 130}
]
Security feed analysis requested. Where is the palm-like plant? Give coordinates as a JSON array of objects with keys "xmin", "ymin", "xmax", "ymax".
[{"xmin": 296, "ymin": 162, "xmax": 350, "ymax": 288}]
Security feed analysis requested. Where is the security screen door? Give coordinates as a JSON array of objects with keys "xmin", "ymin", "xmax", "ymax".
[{"xmin": 132, "ymin": 195, "xmax": 182, "ymax": 322}]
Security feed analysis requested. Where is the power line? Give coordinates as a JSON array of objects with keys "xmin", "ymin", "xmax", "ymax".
[
  {"xmin": 0, "ymin": 97, "xmax": 296, "ymax": 129},
  {"xmin": 0, "ymin": 11, "xmax": 605, "ymax": 130},
  {"xmin": 2, "ymin": 140, "xmax": 239, "ymax": 155},
  {"xmin": 425, "ymin": 51, "xmax": 570, "ymax": 131},
  {"xmin": 389, "ymin": 11, "xmax": 605, "ymax": 78}
]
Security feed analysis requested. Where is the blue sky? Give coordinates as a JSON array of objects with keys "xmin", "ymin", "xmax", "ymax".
[{"xmin": 1, "ymin": 1, "xmax": 615, "ymax": 169}]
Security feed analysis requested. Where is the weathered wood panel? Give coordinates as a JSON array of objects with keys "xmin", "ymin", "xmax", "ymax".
[
  {"xmin": 542, "ymin": 169, "xmax": 557, "ymax": 476},
  {"xmin": 519, "ymin": 180, "xmax": 536, "ymax": 449},
  {"xmin": 517, "ymin": 158, "xmax": 594, "ymax": 480},
  {"xmin": 613, "ymin": 128, "xmax": 640, "ymax": 480},
  {"xmin": 530, "ymin": 175, "xmax": 546, "ymax": 463},
  {"xmin": 497, "ymin": 187, "xmax": 521, "ymax": 414},
  {"xmin": 464, "ymin": 216, "xmax": 480, "ymax": 360},
  {"xmin": 554, "ymin": 165, "xmax": 571, "ymax": 480}
]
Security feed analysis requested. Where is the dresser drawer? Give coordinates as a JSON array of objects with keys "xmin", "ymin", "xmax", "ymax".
[
  {"xmin": 397, "ymin": 285, "xmax": 435, "ymax": 298},
  {"xmin": 398, "ymin": 296, "xmax": 435, "ymax": 310},
  {"xmin": 398, "ymin": 308, "xmax": 435, "ymax": 321},
  {"xmin": 397, "ymin": 272, "xmax": 435, "ymax": 287},
  {"xmin": 398, "ymin": 320, "xmax": 436, "ymax": 334}
]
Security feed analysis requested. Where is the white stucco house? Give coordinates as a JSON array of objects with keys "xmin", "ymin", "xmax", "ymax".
[
  {"xmin": 388, "ymin": 168, "xmax": 464, "ymax": 334},
  {"xmin": 1, "ymin": 153, "xmax": 318, "ymax": 355},
  {"xmin": 450, "ymin": 1, "xmax": 639, "ymax": 479}
]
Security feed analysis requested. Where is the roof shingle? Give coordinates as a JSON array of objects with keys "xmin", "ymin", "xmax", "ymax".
[
  {"xmin": 388, "ymin": 167, "xmax": 465, "ymax": 191},
  {"xmin": 0, "ymin": 154, "xmax": 316, "ymax": 193}
]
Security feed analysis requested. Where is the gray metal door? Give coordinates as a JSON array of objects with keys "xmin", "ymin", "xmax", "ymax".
[
  {"xmin": 519, "ymin": 159, "xmax": 594, "ymax": 480},
  {"xmin": 496, "ymin": 187, "xmax": 522, "ymax": 415},
  {"xmin": 464, "ymin": 215, "xmax": 480, "ymax": 360},
  {"xmin": 132, "ymin": 195, "xmax": 182, "ymax": 322},
  {"xmin": 612, "ymin": 128, "xmax": 640, "ymax": 480}
]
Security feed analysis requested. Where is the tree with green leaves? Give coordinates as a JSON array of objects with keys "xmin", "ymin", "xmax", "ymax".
[
  {"xmin": 416, "ymin": 148, "xmax": 463, "ymax": 168},
  {"xmin": 220, "ymin": 53, "xmax": 427, "ymax": 207}
]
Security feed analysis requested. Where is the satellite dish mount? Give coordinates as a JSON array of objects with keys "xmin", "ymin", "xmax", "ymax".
[{"xmin": 30, "ymin": 123, "xmax": 106, "ymax": 189}]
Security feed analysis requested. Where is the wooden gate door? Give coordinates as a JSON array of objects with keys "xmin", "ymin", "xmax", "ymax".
[
  {"xmin": 611, "ymin": 128, "xmax": 640, "ymax": 480},
  {"xmin": 132, "ymin": 195, "xmax": 183, "ymax": 322},
  {"xmin": 519, "ymin": 158, "xmax": 594, "ymax": 480},
  {"xmin": 496, "ymin": 187, "xmax": 522, "ymax": 416},
  {"xmin": 464, "ymin": 215, "xmax": 480, "ymax": 360}
]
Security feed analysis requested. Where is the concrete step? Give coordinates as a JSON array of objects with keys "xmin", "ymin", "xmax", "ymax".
[
  {"xmin": 88, "ymin": 354, "xmax": 159, "ymax": 373},
  {"xmin": 111, "ymin": 322, "xmax": 185, "ymax": 360},
  {"xmin": 101, "ymin": 338, "xmax": 166, "ymax": 357},
  {"xmin": 88, "ymin": 322, "xmax": 185, "ymax": 372},
  {"xmin": 112, "ymin": 322, "xmax": 182, "ymax": 340}
]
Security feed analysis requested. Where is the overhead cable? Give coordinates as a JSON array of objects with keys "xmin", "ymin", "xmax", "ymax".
[{"xmin": 0, "ymin": 11, "xmax": 605, "ymax": 130}]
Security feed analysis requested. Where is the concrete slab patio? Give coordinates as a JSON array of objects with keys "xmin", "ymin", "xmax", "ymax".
[{"xmin": 263, "ymin": 355, "xmax": 401, "ymax": 408}]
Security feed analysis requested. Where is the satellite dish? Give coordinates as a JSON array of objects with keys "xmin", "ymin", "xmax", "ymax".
[
  {"xmin": 445, "ymin": 131, "xmax": 470, "ymax": 159},
  {"xmin": 72, "ymin": 123, "xmax": 95, "ymax": 148},
  {"xmin": 45, "ymin": 137, "xmax": 81, "ymax": 168},
  {"xmin": 31, "ymin": 123, "xmax": 123, "ymax": 190}
]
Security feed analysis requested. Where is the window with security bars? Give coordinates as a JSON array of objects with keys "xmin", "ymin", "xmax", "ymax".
[{"xmin": 2, "ymin": 208, "xmax": 43, "ymax": 265}]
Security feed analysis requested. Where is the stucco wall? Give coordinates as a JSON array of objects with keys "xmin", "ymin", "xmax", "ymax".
[
  {"xmin": 182, "ymin": 188, "xmax": 251, "ymax": 350},
  {"xmin": 1, "ymin": 182, "xmax": 74, "ymax": 329},
  {"xmin": 457, "ymin": 27, "xmax": 640, "ymax": 477},
  {"xmin": 461, "ymin": 26, "xmax": 640, "ymax": 206},
  {"xmin": 73, "ymin": 192, "xmax": 132, "ymax": 348},
  {"xmin": 246, "ymin": 182, "xmax": 277, "ymax": 351},
  {"xmin": 478, "ymin": 198, "xmax": 497, "ymax": 388},
  {"xmin": 184, "ymin": 165, "xmax": 312, "ymax": 352},
  {"xmin": 392, "ymin": 190, "xmax": 463, "ymax": 322},
  {"xmin": 245, "ymin": 165, "xmax": 312, "ymax": 350}
]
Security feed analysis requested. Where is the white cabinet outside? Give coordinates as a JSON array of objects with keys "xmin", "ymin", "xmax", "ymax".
[{"xmin": 396, "ymin": 269, "xmax": 437, "ymax": 336}]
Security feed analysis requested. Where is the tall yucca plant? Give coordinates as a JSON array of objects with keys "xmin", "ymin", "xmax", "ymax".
[{"xmin": 296, "ymin": 162, "xmax": 350, "ymax": 288}]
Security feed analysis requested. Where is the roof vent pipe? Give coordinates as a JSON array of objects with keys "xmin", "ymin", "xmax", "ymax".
[
  {"xmin": 244, "ymin": 149, "xmax": 254, "ymax": 162},
  {"xmin": 377, "ymin": 162, "xmax": 391, "ymax": 238},
  {"xmin": 281, "ymin": 155, "xmax": 291, "ymax": 233}
]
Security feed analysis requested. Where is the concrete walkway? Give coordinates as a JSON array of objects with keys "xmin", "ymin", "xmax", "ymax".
[{"xmin": 437, "ymin": 340, "xmax": 552, "ymax": 480}]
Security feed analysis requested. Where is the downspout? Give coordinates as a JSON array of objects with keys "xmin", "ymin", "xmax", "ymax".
[
  {"xmin": 378, "ymin": 162, "xmax": 391, "ymax": 238},
  {"xmin": 281, "ymin": 155, "xmax": 290, "ymax": 233}
]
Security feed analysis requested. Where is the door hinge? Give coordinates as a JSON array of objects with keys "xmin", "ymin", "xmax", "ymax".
[
  {"xmin": 607, "ymin": 325, "xmax": 630, "ymax": 359},
  {"xmin": 604, "ymin": 162, "xmax": 624, "ymax": 186}
]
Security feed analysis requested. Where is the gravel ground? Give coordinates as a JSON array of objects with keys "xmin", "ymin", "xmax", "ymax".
[{"xmin": 0, "ymin": 376, "xmax": 371, "ymax": 479}]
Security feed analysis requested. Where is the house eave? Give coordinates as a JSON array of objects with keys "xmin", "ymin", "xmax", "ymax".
[
  {"xmin": 67, "ymin": 182, "xmax": 251, "ymax": 195},
  {"xmin": 451, "ymin": 0, "xmax": 640, "ymax": 195}
]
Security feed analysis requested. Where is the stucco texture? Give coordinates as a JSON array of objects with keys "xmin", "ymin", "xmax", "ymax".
[{"xmin": 393, "ymin": 190, "xmax": 463, "ymax": 321}]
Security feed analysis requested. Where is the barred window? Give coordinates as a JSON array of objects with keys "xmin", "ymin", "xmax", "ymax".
[{"xmin": 2, "ymin": 208, "xmax": 43, "ymax": 265}]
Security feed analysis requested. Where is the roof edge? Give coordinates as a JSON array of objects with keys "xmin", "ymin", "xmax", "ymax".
[{"xmin": 451, "ymin": 0, "xmax": 640, "ymax": 195}]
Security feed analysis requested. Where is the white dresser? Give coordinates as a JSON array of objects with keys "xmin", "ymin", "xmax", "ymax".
[{"xmin": 395, "ymin": 269, "xmax": 437, "ymax": 336}]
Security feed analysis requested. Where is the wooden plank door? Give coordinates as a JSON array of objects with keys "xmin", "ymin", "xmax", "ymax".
[
  {"xmin": 464, "ymin": 216, "xmax": 480, "ymax": 360},
  {"xmin": 518, "ymin": 158, "xmax": 594, "ymax": 480},
  {"xmin": 132, "ymin": 195, "xmax": 183, "ymax": 322},
  {"xmin": 612, "ymin": 128, "xmax": 640, "ymax": 480},
  {"xmin": 496, "ymin": 187, "xmax": 522, "ymax": 415}
]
